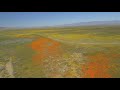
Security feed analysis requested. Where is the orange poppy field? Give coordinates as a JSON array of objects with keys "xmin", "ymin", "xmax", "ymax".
[{"xmin": 0, "ymin": 26, "xmax": 120, "ymax": 78}]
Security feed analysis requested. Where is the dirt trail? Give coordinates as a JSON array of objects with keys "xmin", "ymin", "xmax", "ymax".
[{"xmin": 5, "ymin": 57, "xmax": 15, "ymax": 78}]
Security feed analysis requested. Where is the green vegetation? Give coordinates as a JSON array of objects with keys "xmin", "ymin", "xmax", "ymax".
[{"xmin": 0, "ymin": 25, "xmax": 120, "ymax": 78}]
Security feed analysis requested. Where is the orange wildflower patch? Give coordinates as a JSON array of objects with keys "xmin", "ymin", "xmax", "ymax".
[
  {"xmin": 81, "ymin": 53, "xmax": 112, "ymax": 78},
  {"xmin": 109, "ymin": 54, "xmax": 120, "ymax": 58},
  {"xmin": 30, "ymin": 37, "xmax": 63, "ymax": 65}
]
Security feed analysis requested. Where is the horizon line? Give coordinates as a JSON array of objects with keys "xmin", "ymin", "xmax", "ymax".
[{"xmin": 1, "ymin": 20, "xmax": 120, "ymax": 28}]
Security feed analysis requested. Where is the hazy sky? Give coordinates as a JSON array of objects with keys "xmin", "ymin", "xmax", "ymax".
[{"xmin": 0, "ymin": 12, "xmax": 120, "ymax": 27}]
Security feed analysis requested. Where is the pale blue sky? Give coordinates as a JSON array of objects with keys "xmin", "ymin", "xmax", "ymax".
[{"xmin": 0, "ymin": 12, "xmax": 120, "ymax": 27}]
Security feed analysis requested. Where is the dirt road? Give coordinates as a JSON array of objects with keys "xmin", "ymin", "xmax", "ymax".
[{"xmin": 5, "ymin": 57, "xmax": 15, "ymax": 78}]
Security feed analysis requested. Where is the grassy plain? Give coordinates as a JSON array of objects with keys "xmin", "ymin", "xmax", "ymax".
[{"xmin": 0, "ymin": 25, "xmax": 120, "ymax": 78}]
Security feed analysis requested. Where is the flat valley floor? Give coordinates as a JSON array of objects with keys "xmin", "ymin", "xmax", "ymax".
[{"xmin": 0, "ymin": 26, "xmax": 120, "ymax": 78}]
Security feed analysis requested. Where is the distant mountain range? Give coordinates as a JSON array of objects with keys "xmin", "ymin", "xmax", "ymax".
[
  {"xmin": 1, "ymin": 20, "xmax": 120, "ymax": 29},
  {"xmin": 0, "ymin": 27, "xmax": 7, "ymax": 28},
  {"xmin": 54, "ymin": 20, "xmax": 120, "ymax": 27}
]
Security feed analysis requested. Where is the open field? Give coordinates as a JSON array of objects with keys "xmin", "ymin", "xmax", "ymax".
[{"xmin": 0, "ymin": 25, "xmax": 120, "ymax": 78}]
